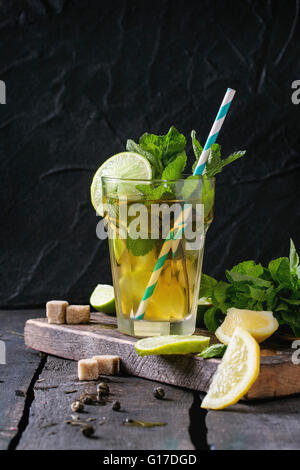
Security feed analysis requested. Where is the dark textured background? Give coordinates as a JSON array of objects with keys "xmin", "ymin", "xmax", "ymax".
[{"xmin": 1, "ymin": 0, "xmax": 300, "ymax": 307}]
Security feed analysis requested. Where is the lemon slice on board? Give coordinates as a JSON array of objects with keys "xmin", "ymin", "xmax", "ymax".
[
  {"xmin": 201, "ymin": 327, "xmax": 260, "ymax": 410},
  {"xmin": 135, "ymin": 335, "xmax": 210, "ymax": 356},
  {"xmin": 90, "ymin": 284, "xmax": 115, "ymax": 315},
  {"xmin": 91, "ymin": 152, "xmax": 152, "ymax": 216},
  {"xmin": 215, "ymin": 307, "xmax": 279, "ymax": 345}
]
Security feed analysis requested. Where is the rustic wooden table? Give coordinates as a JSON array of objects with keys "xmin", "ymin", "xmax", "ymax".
[{"xmin": 1, "ymin": 309, "xmax": 300, "ymax": 451}]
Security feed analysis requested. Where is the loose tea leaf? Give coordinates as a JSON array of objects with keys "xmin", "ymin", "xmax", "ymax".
[
  {"xmin": 198, "ymin": 343, "xmax": 227, "ymax": 359},
  {"xmin": 123, "ymin": 418, "xmax": 167, "ymax": 428}
]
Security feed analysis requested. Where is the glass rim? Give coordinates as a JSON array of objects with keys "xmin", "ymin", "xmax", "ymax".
[{"xmin": 101, "ymin": 174, "xmax": 215, "ymax": 184}]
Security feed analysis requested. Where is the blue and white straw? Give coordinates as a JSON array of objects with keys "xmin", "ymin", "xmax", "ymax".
[
  {"xmin": 134, "ymin": 88, "xmax": 236, "ymax": 320},
  {"xmin": 194, "ymin": 88, "xmax": 236, "ymax": 175}
]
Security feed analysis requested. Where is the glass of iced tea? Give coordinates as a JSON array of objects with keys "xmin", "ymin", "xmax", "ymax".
[{"xmin": 102, "ymin": 176, "xmax": 215, "ymax": 337}]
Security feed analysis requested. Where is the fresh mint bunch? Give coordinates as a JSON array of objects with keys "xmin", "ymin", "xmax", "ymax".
[
  {"xmin": 191, "ymin": 130, "xmax": 246, "ymax": 177},
  {"xmin": 125, "ymin": 125, "xmax": 246, "ymax": 256},
  {"xmin": 199, "ymin": 239, "xmax": 300, "ymax": 337},
  {"xmin": 136, "ymin": 151, "xmax": 187, "ymax": 201},
  {"xmin": 128, "ymin": 126, "xmax": 188, "ymax": 201},
  {"xmin": 128, "ymin": 126, "xmax": 246, "ymax": 198},
  {"xmin": 127, "ymin": 126, "xmax": 187, "ymax": 180}
]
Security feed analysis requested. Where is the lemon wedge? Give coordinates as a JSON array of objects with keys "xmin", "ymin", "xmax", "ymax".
[
  {"xmin": 201, "ymin": 327, "xmax": 260, "ymax": 409},
  {"xmin": 215, "ymin": 307, "xmax": 279, "ymax": 345}
]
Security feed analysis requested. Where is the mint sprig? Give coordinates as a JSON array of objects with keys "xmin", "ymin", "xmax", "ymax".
[
  {"xmin": 199, "ymin": 239, "xmax": 300, "ymax": 337},
  {"xmin": 136, "ymin": 149, "xmax": 187, "ymax": 201},
  {"xmin": 124, "ymin": 126, "xmax": 246, "ymax": 257},
  {"xmin": 127, "ymin": 126, "xmax": 187, "ymax": 179},
  {"xmin": 191, "ymin": 130, "xmax": 246, "ymax": 177}
]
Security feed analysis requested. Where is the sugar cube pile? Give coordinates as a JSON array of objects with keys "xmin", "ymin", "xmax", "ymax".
[
  {"xmin": 78, "ymin": 355, "xmax": 120, "ymax": 380},
  {"xmin": 46, "ymin": 300, "xmax": 90, "ymax": 325}
]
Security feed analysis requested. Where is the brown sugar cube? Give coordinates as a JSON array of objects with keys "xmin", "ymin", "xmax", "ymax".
[
  {"xmin": 78, "ymin": 358, "xmax": 99, "ymax": 381},
  {"xmin": 66, "ymin": 305, "xmax": 90, "ymax": 324},
  {"xmin": 93, "ymin": 355, "xmax": 120, "ymax": 376},
  {"xmin": 46, "ymin": 300, "xmax": 68, "ymax": 324}
]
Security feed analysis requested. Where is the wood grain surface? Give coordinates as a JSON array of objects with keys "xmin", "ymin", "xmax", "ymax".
[
  {"xmin": 24, "ymin": 312, "xmax": 300, "ymax": 400},
  {"xmin": 0, "ymin": 310, "xmax": 43, "ymax": 449},
  {"xmin": 18, "ymin": 355, "xmax": 195, "ymax": 450},
  {"xmin": 2, "ymin": 309, "xmax": 300, "ymax": 450},
  {"xmin": 206, "ymin": 395, "xmax": 300, "ymax": 450}
]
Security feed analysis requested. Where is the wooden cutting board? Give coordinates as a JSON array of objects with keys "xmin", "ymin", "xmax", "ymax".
[{"xmin": 24, "ymin": 312, "xmax": 300, "ymax": 400}]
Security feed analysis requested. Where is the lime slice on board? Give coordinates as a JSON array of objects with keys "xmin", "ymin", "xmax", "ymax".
[
  {"xmin": 91, "ymin": 152, "xmax": 152, "ymax": 216},
  {"xmin": 90, "ymin": 284, "xmax": 116, "ymax": 315},
  {"xmin": 135, "ymin": 335, "xmax": 210, "ymax": 356}
]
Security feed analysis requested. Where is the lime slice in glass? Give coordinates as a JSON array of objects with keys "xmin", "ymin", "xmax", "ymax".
[
  {"xmin": 90, "ymin": 284, "xmax": 116, "ymax": 315},
  {"xmin": 112, "ymin": 237, "xmax": 126, "ymax": 263},
  {"xmin": 90, "ymin": 152, "xmax": 152, "ymax": 216},
  {"xmin": 135, "ymin": 335, "xmax": 210, "ymax": 356}
]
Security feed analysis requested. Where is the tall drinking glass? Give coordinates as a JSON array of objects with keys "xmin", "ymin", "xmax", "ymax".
[{"xmin": 102, "ymin": 176, "xmax": 215, "ymax": 337}]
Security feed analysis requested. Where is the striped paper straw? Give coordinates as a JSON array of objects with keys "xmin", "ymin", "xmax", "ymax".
[
  {"xmin": 134, "ymin": 205, "xmax": 190, "ymax": 320},
  {"xmin": 134, "ymin": 88, "xmax": 236, "ymax": 321},
  {"xmin": 194, "ymin": 88, "xmax": 236, "ymax": 175}
]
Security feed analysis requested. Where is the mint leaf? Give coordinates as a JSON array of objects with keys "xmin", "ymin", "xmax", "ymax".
[
  {"xmin": 204, "ymin": 306, "xmax": 222, "ymax": 332},
  {"xmin": 221, "ymin": 150, "xmax": 246, "ymax": 168},
  {"xmin": 181, "ymin": 174, "xmax": 215, "ymax": 218},
  {"xmin": 249, "ymin": 286, "xmax": 266, "ymax": 302},
  {"xmin": 181, "ymin": 175, "xmax": 201, "ymax": 199},
  {"xmin": 198, "ymin": 343, "xmax": 227, "ymax": 359},
  {"xmin": 136, "ymin": 183, "xmax": 173, "ymax": 200},
  {"xmin": 280, "ymin": 310, "xmax": 300, "ymax": 337},
  {"xmin": 162, "ymin": 151, "xmax": 187, "ymax": 180},
  {"xmin": 266, "ymin": 287, "xmax": 277, "ymax": 310},
  {"xmin": 191, "ymin": 130, "xmax": 203, "ymax": 172},
  {"xmin": 230, "ymin": 260, "xmax": 264, "ymax": 278},
  {"xmin": 201, "ymin": 175, "xmax": 215, "ymax": 219},
  {"xmin": 162, "ymin": 126, "xmax": 187, "ymax": 162},
  {"xmin": 290, "ymin": 238, "xmax": 299, "ymax": 273},
  {"xmin": 139, "ymin": 133, "xmax": 164, "ymax": 158},
  {"xmin": 139, "ymin": 126, "xmax": 186, "ymax": 172},
  {"xmin": 226, "ymin": 270, "xmax": 271, "ymax": 288},
  {"xmin": 268, "ymin": 257, "xmax": 291, "ymax": 287},
  {"xmin": 204, "ymin": 144, "xmax": 221, "ymax": 177},
  {"xmin": 199, "ymin": 274, "xmax": 218, "ymax": 298},
  {"xmin": 212, "ymin": 281, "xmax": 230, "ymax": 313},
  {"xmin": 127, "ymin": 235, "xmax": 156, "ymax": 256},
  {"xmin": 280, "ymin": 298, "xmax": 300, "ymax": 306},
  {"xmin": 205, "ymin": 148, "xmax": 246, "ymax": 178}
]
